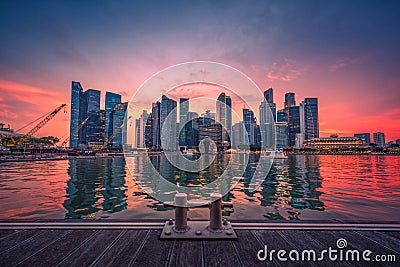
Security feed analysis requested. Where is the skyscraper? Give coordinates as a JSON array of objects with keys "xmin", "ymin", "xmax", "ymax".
[
  {"xmin": 243, "ymin": 108, "xmax": 257, "ymax": 145},
  {"xmin": 284, "ymin": 92, "xmax": 296, "ymax": 111},
  {"xmin": 160, "ymin": 95, "xmax": 177, "ymax": 151},
  {"xmin": 263, "ymin": 88, "xmax": 276, "ymax": 122},
  {"xmin": 105, "ymin": 92, "xmax": 121, "ymax": 140},
  {"xmin": 259, "ymin": 100, "xmax": 275, "ymax": 148},
  {"xmin": 288, "ymin": 106, "xmax": 300, "ymax": 146},
  {"xmin": 275, "ymin": 122, "xmax": 289, "ymax": 148},
  {"xmin": 186, "ymin": 112, "xmax": 199, "ymax": 149},
  {"xmin": 373, "ymin": 132, "xmax": 385, "ymax": 147},
  {"xmin": 69, "ymin": 81, "xmax": 83, "ymax": 148},
  {"xmin": 216, "ymin": 93, "xmax": 232, "ymax": 142},
  {"xmin": 135, "ymin": 110, "xmax": 149, "ymax": 148},
  {"xmin": 109, "ymin": 102, "xmax": 128, "ymax": 149},
  {"xmin": 79, "ymin": 89, "xmax": 101, "ymax": 146},
  {"xmin": 151, "ymin": 102, "xmax": 161, "ymax": 151},
  {"xmin": 300, "ymin": 98, "xmax": 319, "ymax": 141},
  {"xmin": 179, "ymin": 98, "xmax": 189, "ymax": 147},
  {"xmin": 277, "ymin": 109, "xmax": 288, "ymax": 123}
]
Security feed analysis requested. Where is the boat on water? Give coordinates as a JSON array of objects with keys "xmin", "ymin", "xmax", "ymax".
[{"xmin": 265, "ymin": 150, "xmax": 288, "ymax": 159}]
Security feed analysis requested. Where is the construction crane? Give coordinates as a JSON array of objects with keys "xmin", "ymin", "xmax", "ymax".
[
  {"xmin": 59, "ymin": 116, "xmax": 89, "ymax": 147},
  {"xmin": 100, "ymin": 116, "xmax": 131, "ymax": 150},
  {"xmin": 25, "ymin": 104, "xmax": 67, "ymax": 137}
]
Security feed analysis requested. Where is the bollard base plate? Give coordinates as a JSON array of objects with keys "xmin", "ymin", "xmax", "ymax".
[{"xmin": 160, "ymin": 220, "xmax": 237, "ymax": 239}]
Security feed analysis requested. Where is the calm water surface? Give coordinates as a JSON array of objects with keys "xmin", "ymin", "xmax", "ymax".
[{"xmin": 0, "ymin": 155, "xmax": 399, "ymax": 221}]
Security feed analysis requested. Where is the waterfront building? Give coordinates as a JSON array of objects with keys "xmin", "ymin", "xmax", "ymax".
[
  {"xmin": 109, "ymin": 102, "xmax": 128, "ymax": 149},
  {"xmin": 303, "ymin": 137, "xmax": 368, "ymax": 149},
  {"xmin": 135, "ymin": 110, "xmax": 149, "ymax": 148},
  {"xmin": 231, "ymin": 122, "xmax": 247, "ymax": 149},
  {"xmin": 300, "ymin": 98, "xmax": 319, "ymax": 140},
  {"xmin": 179, "ymin": 98, "xmax": 189, "ymax": 147},
  {"xmin": 373, "ymin": 132, "xmax": 386, "ymax": 147},
  {"xmin": 69, "ymin": 81, "xmax": 83, "ymax": 148},
  {"xmin": 288, "ymin": 106, "xmax": 300, "ymax": 147},
  {"xmin": 277, "ymin": 109, "xmax": 287, "ymax": 123},
  {"xmin": 396, "ymin": 139, "xmax": 400, "ymax": 146},
  {"xmin": 275, "ymin": 122, "xmax": 289, "ymax": 148},
  {"xmin": 284, "ymin": 92, "xmax": 296, "ymax": 112},
  {"xmin": 185, "ymin": 112, "xmax": 199, "ymax": 149},
  {"xmin": 243, "ymin": 108, "xmax": 257, "ymax": 145},
  {"xmin": 354, "ymin": 133, "xmax": 371, "ymax": 144},
  {"xmin": 99, "ymin": 109, "xmax": 106, "ymax": 143},
  {"xmin": 263, "ymin": 88, "xmax": 277, "ymax": 121},
  {"xmin": 199, "ymin": 123, "xmax": 223, "ymax": 151},
  {"xmin": 151, "ymin": 102, "xmax": 161, "ymax": 151},
  {"xmin": 105, "ymin": 92, "xmax": 122, "ymax": 140},
  {"xmin": 144, "ymin": 113, "xmax": 153, "ymax": 149},
  {"xmin": 160, "ymin": 95, "xmax": 177, "ymax": 151},
  {"xmin": 216, "ymin": 93, "xmax": 232, "ymax": 142},
  {"xmin": 79, "ymin": 89, "xmax": 102, "ymax": 147}
]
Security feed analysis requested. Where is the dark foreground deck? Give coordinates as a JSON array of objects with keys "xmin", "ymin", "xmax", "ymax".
[{"xmin": 0, "ymin": 221, "xmax": 399, "ymax": 266}]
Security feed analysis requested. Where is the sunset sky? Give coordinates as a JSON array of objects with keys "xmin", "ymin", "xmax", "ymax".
[{"xmin": 0, "ymin": 1, "xmax": 399, "ymax": 141}]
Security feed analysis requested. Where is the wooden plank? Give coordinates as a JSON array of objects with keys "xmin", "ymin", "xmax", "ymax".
[
  {"xmin": 94, "ymin": 230, "xmax": 149, "ymax": 267},
  {"xmin": 0, "ymin": 229, "xmax": 43, "ymax": 253},
  {"xmin": 168, "ymin": 240, "xmax": 202, "ymax": 266},
  {"xmin": 0, "ymin": 229, "xmax": 18, "ymax": 239},
  {"xmin": 356, "ymin": 231, "xmax": 400, "ymax": 253},
  {"xmin": 0, "ymin": 229, "xmax": 69, "ymax": 267},
  {"xmin": 381, "ymin": 231, "xmax": 400, "ymax": 240},
  {"xmin": 280, "ymin": 230, "xmax": 352, "ymax": 267},
  {"xmin": 17, "ymin": 230, "xmax": 97, "ymax": 267},
  {"xmin": 253, "ymin": 230, "xmax": 311, "ymax": 267},
  {"xmin": 57, "ymin": 230, "xmax": 124, "ymax": 267},
  {"xmin": 131, "ymin": 230, "xmax": 173, "ymax": 266},
  {"xmin": 232, "ymin": 230, "xmax": 278, "ymax": 267},
  {"xmin": 202, "ymin": 240, "xmax": 241, "ymax": 266}
]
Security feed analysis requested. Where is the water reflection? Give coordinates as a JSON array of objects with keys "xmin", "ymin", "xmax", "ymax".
[{"xmin": 64, "ymin": 158, "xmax": 128, "ymax": 219}]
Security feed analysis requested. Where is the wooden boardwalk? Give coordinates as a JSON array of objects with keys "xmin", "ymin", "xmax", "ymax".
[{"xmin": 0, "ymin": 222, "xmax": 399, "ymax": 266}]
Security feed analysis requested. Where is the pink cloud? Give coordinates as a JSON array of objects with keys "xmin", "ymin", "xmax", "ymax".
[{"xmin": 266, "ymin": 59, "xmax": 304, "ymax": 81}]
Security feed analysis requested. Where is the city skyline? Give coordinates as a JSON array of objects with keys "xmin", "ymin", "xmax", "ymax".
[{"xmin": 0, "ymin": 1, "xmax": 399, "ymax": 141}]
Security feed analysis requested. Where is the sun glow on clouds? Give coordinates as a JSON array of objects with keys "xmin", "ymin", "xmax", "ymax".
[{"xmin": 0, "ymin": 80, "xmax": 69, "ymax": 137}]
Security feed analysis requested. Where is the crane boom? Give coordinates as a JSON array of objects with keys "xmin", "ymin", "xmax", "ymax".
[
  {"xmin": 26, "ymin": 104, "xmax": 67, "ymax": 136},
  {"xmin": 60, "ymin": 116, "xmax": 89, "ymax": 147}
]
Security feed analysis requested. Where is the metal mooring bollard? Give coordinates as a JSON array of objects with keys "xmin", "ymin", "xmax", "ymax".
[
  {"xmin": 161, "ymin": 192, "xmax": 236, "ymax": 239},
  {"xmin": 174, "ymin": 193, "xmax": 189, "ymax": 232}
]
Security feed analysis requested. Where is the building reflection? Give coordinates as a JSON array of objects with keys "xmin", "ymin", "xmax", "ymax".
[
  {"xmin": 242, "ymin": 154, "xmax": 324, "ymax": 220},
  {"xmin": 64, "ymin": 158, "xmax": 128, "ymax": 219}
]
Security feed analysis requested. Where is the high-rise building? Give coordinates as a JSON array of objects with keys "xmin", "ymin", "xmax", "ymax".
[
  {"xmin": 69, "ymin": 81, "xmax": 83, "ymax": 148},
  {"xmin": 144, "ymin": 113, "xmax": 153, "ymax": 149},
  {"xmin": 373, "ymin": 132, "xmax": 385, "ymax": 147},
  {"xmin": 160, "ymin": 95, "xmax": 177, "ymax": 151},
  {"xmin": 354, "ymin": 133, "xmax": 371, "ymax": 144},
  {"xmin": 151, "ymin": 102, "xmax": 161, "ymax": 151},
  {"xmin": 300, "ymin": 98, "xmax": 319, "ymax": 140},
  {"xmin": 135, "ymin": 110, "xmax": 149, "ymax": 148},
  {"xmin": 277, "ymin": 109, "xmax": 288, "ymax": 123},
  {"xmin": 199, "ymin": 123, "xmax": 223, "ymax": 152},
  {"xmin": 275, "ymin": 122, "xmax": 289, "ymax": 148},
  {"xmin": 232, "ymin": 122, "xmax": 247, "ymax": 149},
  {"xmin": 243, "ymin": 108, "xmax": 257, "ymax": 145},
  {"xmin": 263, "ymin": 88, "xmax": 276, "ymax": 122},
  {"xmin": 105, "ymin": 92, "xmax": 121, "ymax": 140},
  {"xmin": 288, "ymin": 106, "xmax": 300, "ymax": 146},
  {"xmin": 99, "ymin": 109, "xmax": 106, "ymax": 143},
  {"xmin": 216, "ymin": 93, "xmax": 232, "ymax": 142},
  {"xmin": 109, "ymin": 102, "xmax": 128, "ymax": 149},
  {"xmin": 79, "ymin": 89, "xmax": 101, "ymax": 147},
  {"xmin": 186, "ymin": 112, "xmax": 199, "ymax": 149},
  {"xmin": 284, "ymin": 92, "xmax": 296, "ymax": 111},
  {"xmin": 179, "ymin": 98, "xmax": 189, "ymax": 147},
  {"xmin": 259, "ymin": 100, "xmax": 275, "ymax": 148}
]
